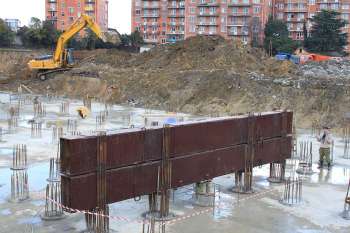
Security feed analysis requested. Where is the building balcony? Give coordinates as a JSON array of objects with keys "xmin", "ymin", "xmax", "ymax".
[
  {"xmin": 198, "ymin": 31, "xmax": 218, "ymax": 35},
  {"xmin": 85, "ymin": 6, "xmax": 95, "ymax": 12},
  {"xmin": 286, "ymin": 18, "xmax": 305, "ymax": 22},
  {"xmin": 198, "ymin": 12, "xmax": 219, "ymax": 16},
  {"xmin": 228, "ymin": 13, "xmax": 251, "ymax": 17},
  {"xmin": 228, "ymin": 3, "xmax": 252, "ymax": 7},
  {"xmin": 197, "ymin": 2, "xmax": 220, "ymax": 7},
  {"xmin": 284, "ymin": 8, "xmax": 307, "ymax": 12},
  {"xmin": 166, "ymin": 31, "xmax": 185, "ymax": 35},
  {"xmin": 288, "ymin": 28, "xmax": 303, "ymax": 31},
  {"xmin": 143, "ymin": 5, "xmax": 160, "ymax": 9},
  {"xmin": 168, "ymin": 14, "xmax": 185, "ymax": 18},
  {"xmin": 197, "ymin": 22, "xmax": 219, "ymax": 26},
  {"xmin": 316, "ymin": 0, "xmax": 340, "ymax": 3},
  {"xmin": 168, "ymin": 22, "xmax": 185, "ymax": 26},
  {"xmin": 168, "ymin": 5, "xmax": 185, "ymax": 9},
  {"xmin": 144, "ymin": 38, "xmax": 159, "ymax": 43},
  {"xmin": 48, "ymin": 16, "xmax": 58, "ymax": 21},
  {"xmin": 142, "ymin": 14, "xmax": 160, "ymax": 18},
  {"xmin": 47, "ymin": 0, "xmax": 57, "ymax": 3},
  {"xmin": 227, "ymin": 31, "xmax": 249, "ymax": 36},
  {"xmin": 227, "ymin": 23, "xmax": 249, "ymax": 27},
  {"xmin": 85, "ymin": 0, "xmax": 95, "ymax": 3}
]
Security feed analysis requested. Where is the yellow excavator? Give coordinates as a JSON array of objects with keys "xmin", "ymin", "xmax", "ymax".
[{"xmin": 28, "ymin": 14, "xmax": 106, "ymax": 80}]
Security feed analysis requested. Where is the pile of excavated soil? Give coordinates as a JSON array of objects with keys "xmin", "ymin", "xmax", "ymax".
[
  {"xmin": 0, "ymin": 50, "xmax": 44, "ymax": 79},
  {"xmin": 0, "ymin": 36, "xmax": 349, "ymax": 129}
]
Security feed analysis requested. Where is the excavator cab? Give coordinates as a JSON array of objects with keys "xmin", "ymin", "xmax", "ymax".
[{"xmin": 62, "ymin": 48, "xmax": 75, "ymax": 67}]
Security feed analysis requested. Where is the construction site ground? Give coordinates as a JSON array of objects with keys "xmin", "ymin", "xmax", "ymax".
[
  {"xmin": 0, "ymin": 36, "xmax": 350, "ymax": 233},
  {"xmin": 0, "ymin": 92, "xmax": 349, "ymax": 233}
]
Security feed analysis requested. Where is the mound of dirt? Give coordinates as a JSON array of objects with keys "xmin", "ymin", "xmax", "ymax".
[{"xmin": 1, "ymin": 36, "xmax": 349, "ymax": 129}]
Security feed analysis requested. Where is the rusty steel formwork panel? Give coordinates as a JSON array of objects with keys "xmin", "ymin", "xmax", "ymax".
[{"xmin": 61, "ymin": 111, "xmax": 293, "ymax": 210}]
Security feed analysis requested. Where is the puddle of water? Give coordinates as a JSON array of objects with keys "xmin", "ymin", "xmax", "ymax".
[
  {"xmin": 0, "ymin": 147, "xmax": 13, "ymax": 157},
  {"xmin": 17, "ymin": 216, "xmax": 42, "ymax": 225},
  {"xmin": 0, "ymin": 209, "xmax": 12, "ymax": 215},
  {"xmin": 0, "ymin": 162, "xmax": 49, "ymax": 202}
]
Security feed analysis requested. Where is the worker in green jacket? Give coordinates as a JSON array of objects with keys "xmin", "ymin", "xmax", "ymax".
[{"xmin": 317, "ymin": 126, "xmax": 333, "ymax": 169}]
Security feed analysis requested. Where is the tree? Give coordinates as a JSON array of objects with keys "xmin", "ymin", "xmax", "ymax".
[
  {"xmin": 129, "ymin": 30, "xmax": 143, "ymax": 47},
  {"xmin": 305, "ymin": 10, "xmax": 347, "ymax": 54},
  {"xmin": 302, "ymin": 20, "xmax": 308, "ymax": 46},
  {"xmin": 263, "ymin": 16, "xmax": 298, "ymax": 55},
  {"xmin": 17, "ymin": 18, "xmax": 61, "ymax": 48},
  {"xmin": 251, "ymin": 17, "xmax": 261, "ymax": 47},
  {"xmin": 0, "ymin": 18, "xmax": 15, "ymax": 46}
]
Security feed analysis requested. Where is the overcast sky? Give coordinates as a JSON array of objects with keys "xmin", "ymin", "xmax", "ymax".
[{"xmin": 0, "ymin": 0, "xmax": 131, "ymax": 34}]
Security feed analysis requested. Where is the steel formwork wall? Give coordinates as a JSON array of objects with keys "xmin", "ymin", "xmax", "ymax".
[{"xmin": 61, "ymin": 111, "xmax": 293, "ymax": 210}]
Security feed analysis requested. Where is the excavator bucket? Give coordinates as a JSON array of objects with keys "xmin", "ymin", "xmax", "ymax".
[{"xmin": 76, "ymin": 106, "xmax": 90, "ymax": 119}]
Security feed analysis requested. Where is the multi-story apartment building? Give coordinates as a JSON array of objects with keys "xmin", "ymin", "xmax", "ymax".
[
  {"xmin": 4, "ymin": 19, "xmax": 21, "ymax": 32},
  {"xmin": 132, "ymin": 0, "xmax": 272, "ymax": 44},
  {"xmin": 132, "ymin": 0, "xmax": 350, "ymax": 48},
  {"xmin": 45, "ymin": 0, "xmax": 108, "ymax": 32}
]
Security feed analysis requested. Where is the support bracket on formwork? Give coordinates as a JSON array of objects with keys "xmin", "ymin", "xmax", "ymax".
[
  {"xmin": 192, "ymin": 180, "xmax": 216, "ymax": 207},
  {"xmin": 268, "ymin": 161, "xmax": 286, "ymax": 183},
  {"xmin": 84, "ymin": 131, "xmax": 110, "ymax": 233},
  {"xmin": 144, "ymin": 125, "xmax": 175, "ymax": 223},
  {"xmin": 233, "ymin": 113, "xmax": 256, "ymax": 194},
  {"xmin": 342, "ymin": 178, "xmax": 350, "ymax": 220}
]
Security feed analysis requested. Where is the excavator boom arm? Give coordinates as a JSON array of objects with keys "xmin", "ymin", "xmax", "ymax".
[{"xmin": 53, "ymin": 14, "xmax": 104, "ymax": 62}]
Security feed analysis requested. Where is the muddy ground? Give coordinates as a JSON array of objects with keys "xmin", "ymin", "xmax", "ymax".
[{"xmin": 0, "ymin": 36, "xmax": 349, "ymax": 129}]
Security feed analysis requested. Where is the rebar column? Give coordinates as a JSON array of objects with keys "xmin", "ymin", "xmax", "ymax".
[
  {"xmin": 34, "ymin": 101, "xmax": 46, "ymax": 118},
  {"xmin": 52, "ymin": 126, "xmax": 63, "ymax": 144},
  {"xmin": 280, "ymin": 177, "xmax": 303, "ymax": 206},
  {"xmin": 296, "ymin": 141, "xmax": 314, "ymax": 175},
  {"xmin": 31, "ymin": 122, "xmax": 42, "ymax": 138},
  {"xmin": 67, "ymin": 119, "xmax": 78, "ymax": 133},
  {"xmin": 0, "ymin": 127, "xmax": 3, "ymax": 142},
  {"xmin": 268, "ymin": 161, "xmax": 286, "ymax": 183},
  {"xmin": 60, "ymin": 101, "xmax": 70, "ymax": 115},
  {"xmin": 83, "ymin": 95, "xmax": 92, "ymax": 110},
  {"xmin": 342, "ymin": 178, "xmax": 350, "ymax": 220},
  {"xmin": 344, "ymin": 138, "xmax": 350, "ymax": 159},
  {"xmin": 96, "ymin": 111, "xmax": 107, "ymax": 129},
  {"xmin": 41, "ymin": 158, "xmax": 64, "ymax": 220},
  {"xmin": 85, "ymin": 131, "xmax": 109, "ymax": 233},
  {"xmin": 7, "ymin": 115, "xmax": 18, "ymax": 134},
  {"xmin": 10, "ymin": 144, "xmax": 29, "ymax": 202}
]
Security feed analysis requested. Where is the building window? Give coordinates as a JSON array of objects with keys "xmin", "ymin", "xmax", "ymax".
[
  {"xmin": 191, "ymin": 7, "xmax": 196, "ymax": 13},
  {"xmin": 243, "ymin": 8, "xmax": 249, "ymax": 15},
  {"xmin": 342, "ymin": 4, "xmax": 350, "ymax": 9},
  {"xmin": 253, "ymin": 0, "xmax": 260, "ymax": 4},
  {"xmin": 254, "ymin": 6, "xmax": 260, "ymax": 13},
  {"xmin": 277, "ymin": 13, "xmax": 283, "ymax": 19},
  {"xmin": 331, "ymin": 3, "xmax": 339, "ymax": 10},
  {"xmin": 320, "ymin": 4, "xmax": 327, "ymax": 9},
  {"xmin": 309, "ymin": 0, "xmax": 315, "ymax": 5},
  {"xmin": 190, "ymin": 25, "xmax": 196, "ymax": 32},
  {"xmin": 68, "ymin": 7, "xmax": 74, "ymax": 14},
  {"xmin": 136, "ymin": 10, "xmax": 141, "ymax": 15}
]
